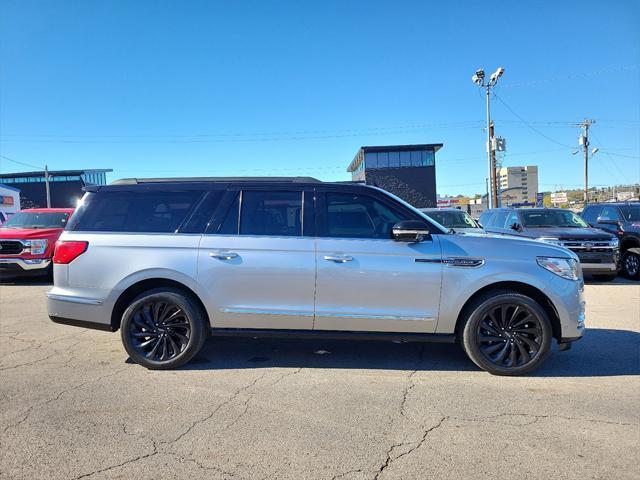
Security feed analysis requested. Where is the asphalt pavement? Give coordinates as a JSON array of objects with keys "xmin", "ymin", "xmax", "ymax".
[{"xmin": 0, "ymin": 278, "xmax": 638, "ymax": 480}]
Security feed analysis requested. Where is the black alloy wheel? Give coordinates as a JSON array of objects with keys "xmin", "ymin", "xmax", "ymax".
[
  {"xmin": 622, "ymin": 250, "xmax": 640, "ymax": 279},
  {"xmin": 121, "ymin": 289, "xmax": 208, "ymax": 369},
  {"xmin": 476, "ymin": 303, "xmax": 543, "ymax": 368},
  {"xmin": 129, "ymin": 301, "xmax": 191, "ymax": 362},
  {"xmin": 461, "ymin": 291, "xmax": 552, "ymax": 376}
]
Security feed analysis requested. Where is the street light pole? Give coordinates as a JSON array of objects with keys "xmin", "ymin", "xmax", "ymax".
[
  {"xmin": 44, "ymin": 164, "xmax": 51, "ymax": 208},
  {"xmin": 578, "ymin": 119, "xmax": 595, "ymax": 204},
  {"xmin": 473, "ymin": 67, "xmax": 505, "ymax": 210},
  {"xmin": 485, "ymin": 89, "xmax": 494, "ymax": 209}
]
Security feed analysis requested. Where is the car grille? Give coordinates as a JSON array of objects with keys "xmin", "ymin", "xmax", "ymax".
[
  {"xmin": 557, "ymin": 240, "xmax": 617, "ymax": 252},
  {"xmin": 0, "ymin": 241, "xmax": 24, "ymax": 255}
]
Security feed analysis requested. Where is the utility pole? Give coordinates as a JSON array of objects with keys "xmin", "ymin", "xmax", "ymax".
[
  {"xmin": 489, "ymin": 122, "xmax": 499, "ymax": 208},
  {"xmin": 578, "ymin": 119, "xmax": 595, "ymax": 204},
  {"xmin": 44, "ymin": 164, "xmax": 51, "ymax": 208},
  {"xmin": 473, "ymin": 67, "xmax": 505, "ymax": 209}
]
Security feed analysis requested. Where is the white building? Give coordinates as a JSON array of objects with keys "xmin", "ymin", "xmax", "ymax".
[
  {"xmin": 498, "ymin": 165, "xmax": 538, "ymax": 206},
  {"xmin": 0, "ymin": 184, "xmax": 21, "ymax": 219}
]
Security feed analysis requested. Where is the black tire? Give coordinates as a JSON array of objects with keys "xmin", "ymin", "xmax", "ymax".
[
  {"xmin": 592, "ymin": 273, "xmax": 617, "ymax": 282},
  {"xmin": 461, "ymin": 290, "xmax": 553, "ymax": 376},
  {"xmin": 621, "ymin": 250, "xmax": 640, "ymax": 280},
  {"xmin": 120, "ymin": 288, "xmax": 208, "ymax": 370}
]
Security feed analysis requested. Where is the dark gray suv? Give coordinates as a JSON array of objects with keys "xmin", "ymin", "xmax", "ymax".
[{"xmin": 479, "ymin": 207, "xmax": 619, "ymax": 280}]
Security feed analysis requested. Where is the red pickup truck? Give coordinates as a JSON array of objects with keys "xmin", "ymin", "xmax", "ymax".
[{"xmin": 0, "ymin": 208, "xmax": 74, "ymax": 279}]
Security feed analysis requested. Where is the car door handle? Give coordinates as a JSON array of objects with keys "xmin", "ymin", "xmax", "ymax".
[
  {"xmin": 324, "ymin": 255, "xmax": 353, "ymax": 263},
  {"xmin": 209, "ymin": 251, "xmax": 239, "ymax": 260}
]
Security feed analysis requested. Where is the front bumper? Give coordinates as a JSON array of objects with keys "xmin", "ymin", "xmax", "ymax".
[
  {"xmin": 0, "ymin": 258, "xmax": 51, "ymax": 274},
  {"xmin": 580, "ymin": 262, "xmax": 618, "ymax": 274}
]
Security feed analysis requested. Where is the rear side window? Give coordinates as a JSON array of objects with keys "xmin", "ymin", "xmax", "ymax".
[
  {"xmin": 240, "ymin": 191, "xmax": 302, "ymax": 236},
  {"xmin": 68, "ymin": 191, "xmax": 203, "ymax": 233}
]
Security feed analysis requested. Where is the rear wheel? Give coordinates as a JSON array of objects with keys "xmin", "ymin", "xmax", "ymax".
[
  {"xmin": 621, "ymin": 250, "xmax": 640, "ymax": 280},
  {"xmin": 461, "ymin": 291, "xmax": 552, "ymax": 376},
  {"xmin": 120, "ymin": 288, "xmax": 208, "ymax": 369}
]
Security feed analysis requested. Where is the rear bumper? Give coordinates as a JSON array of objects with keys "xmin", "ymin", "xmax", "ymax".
[{"xmin": 46, "ymin": 289, "xmax": 112, "ymax": 330}]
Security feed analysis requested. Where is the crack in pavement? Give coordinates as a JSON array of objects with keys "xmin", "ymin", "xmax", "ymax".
[
  {"xmin": 451, "ymin": 412, "xmax": 636, "ymax": 427},
  {"xmin": 2, "ymin": 366, "xmax": 129, "ymax": 434},
  {"xmin": 399, "ymin": 345, "xmax": 425, "ymax": 418},
  {"xmin": 331, "ymin": 468, "xmax": 364, "ymax": 480},
  {"xmin": 160, "ymin": 372, "xmax": 269, "ymax": 447},
  {"xmin": 221, "ymin": 368, "xmax": 303, "ymax": 431},
  {"xmin": 374, "ymin": 416, "xmax": 447, "ymax": 480}
]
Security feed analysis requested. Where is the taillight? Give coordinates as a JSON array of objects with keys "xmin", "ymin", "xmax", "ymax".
[{"xmin": 53, "ymin": 241, "xmax": 88, "ymax": 264}]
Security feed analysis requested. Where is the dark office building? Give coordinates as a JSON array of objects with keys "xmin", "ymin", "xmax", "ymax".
[
  {"xmin": 0, "ymin": 169, "xmax": 112, "ymax": 208},
  {"xmin": 347, "ymin": 144, "xmax": 442, "ymax": 208}
]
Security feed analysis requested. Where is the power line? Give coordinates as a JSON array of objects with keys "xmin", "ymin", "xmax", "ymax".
[
  {"xmin": 499, "ymin": 64, "xmax": 638, "ymax": 88},
  {"xmin": 0, "ymin": 154, "xmax": 44, "ymax": 170},
  {"xmin": 0, "ymin": 121, "xmax": 484, "ymax": 143},
  {"xmin": 493, "ymin": 93, "xmax": 575, "ymax": 148}
]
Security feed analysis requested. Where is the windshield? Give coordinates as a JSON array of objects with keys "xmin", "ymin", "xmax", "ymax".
[
  {"xmin": 1, "ymin": 211, "xmax": 70, "ymax": 229},
  {"xmin": 619, "ymin": 205, "xmax": 640, "ymax": 222},
  {"xmin": 425, "ymin": 210, "xmax": 478, "ymax": 229},
  {"xmin": 521, "ymin": 210, "xmax": 588, "ymax": 228}
]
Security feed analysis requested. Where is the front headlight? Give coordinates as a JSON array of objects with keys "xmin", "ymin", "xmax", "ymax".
[
  {"xmin": 27, "ymin": 239, "xmax": 48, "ymax": 255},
  {"xmin": 537, "ymin": 256, "xmax": 580, "ymax": 281},
  {"xmin": 610, "ymin": 237, "xmax": 619, "ymax": 249},
  {"xmin": 537, "ymin": 237, "xmax": 563, "ymax": 246}
]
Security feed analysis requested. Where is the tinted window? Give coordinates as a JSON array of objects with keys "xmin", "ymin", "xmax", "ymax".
[
  {"xmin": 181, "ymin": 191, "xmax": 224, "ymax": 233},
  {"xmin": 218, "ymin": 192, "xmax": 240, "ymax": 234},
  {"xmin": 1, "ymin": 211, "xmax": 69, "ymax": 229},
  {"xmin": 325, "ymin": 192, "xmax": 407, "ymax": 239},
  {"xmin": 69, "ymin": 191, "xmax": 202, "ymax": 233},
  {"xmin": 619, "ymin": 205, "xmax": 640, "ymax": 222},
  {"xmin": 240, "ymin": 191, "xmax": 302, "ymax": 236},
  {"xmin": 581, "ymin": 205, "xmax": 601, "ymax": 224}
]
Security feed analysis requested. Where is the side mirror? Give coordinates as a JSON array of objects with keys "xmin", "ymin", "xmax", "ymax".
[
  {"xmin": 392, "ymin": 220, "xmax": 430, "ymax": 242},
  {"xmin": 510, "ymin": 222, "xmax": 521, "ymax": 231}
]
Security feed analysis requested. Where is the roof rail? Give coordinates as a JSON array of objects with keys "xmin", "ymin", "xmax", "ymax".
[{"xmin": 111, "ymin": 176, "xmax": 322, "ymax": 185}]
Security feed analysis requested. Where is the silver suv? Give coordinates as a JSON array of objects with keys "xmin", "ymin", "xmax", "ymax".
[{"xmin": 47, "ymin": 177, "xmax": 585, "ymax": 375}]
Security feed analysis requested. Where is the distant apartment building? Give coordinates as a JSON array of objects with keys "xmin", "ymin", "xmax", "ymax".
[{"xmin": 498, "ymin": 165, "xmax": 538, "ymax": 206}]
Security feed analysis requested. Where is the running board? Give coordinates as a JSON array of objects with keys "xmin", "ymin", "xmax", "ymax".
[{"xmin": 210, "ymin": 328, "xmax": 456, "ymax": 344}]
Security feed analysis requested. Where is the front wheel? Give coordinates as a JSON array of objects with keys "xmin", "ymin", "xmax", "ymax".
[
  {"xmin": 621, "ymin": 250, "xmax": 640, "ymax": 280},
  {"xmin": 120, "ymin": 288, "xmax": 208, "ymax": 369},
  {"xmin": 461, "ymin": 291, "xmax": 553, "ymax": 376}
]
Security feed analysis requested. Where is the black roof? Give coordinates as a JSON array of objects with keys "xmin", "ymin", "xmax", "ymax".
[
  {"xmin": 86, "ymin": 176, "xmax": 374, "ymax": 192},
  {"xmin": 110, "ymin": 176, "xmax": 321, "ymax": 185}
]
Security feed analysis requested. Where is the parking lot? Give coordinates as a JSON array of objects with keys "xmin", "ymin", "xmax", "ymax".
[{"xmin": 0, "ymin": 278, "xmax": 638, "ymax": 480}]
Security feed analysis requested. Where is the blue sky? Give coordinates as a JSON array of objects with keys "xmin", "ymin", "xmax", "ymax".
[{"xmin": 1, "ymin": 0, "xmax": 638, "ymax": 196}]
